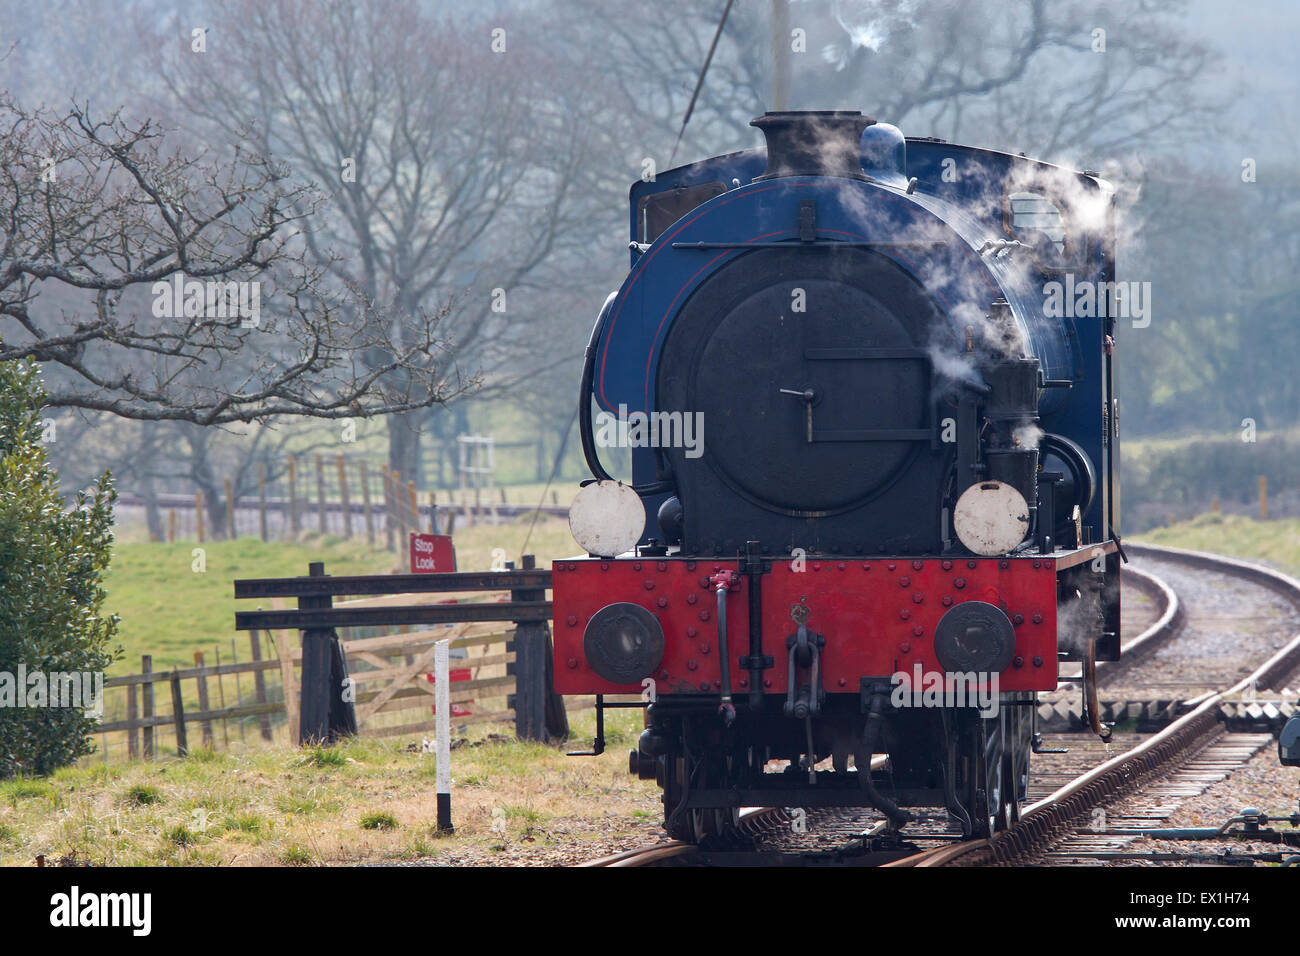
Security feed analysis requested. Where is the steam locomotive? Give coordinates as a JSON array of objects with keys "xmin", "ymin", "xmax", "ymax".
[{"xmin": 552, "ymin": 110, "xmax": 1122, "ymax": 842}]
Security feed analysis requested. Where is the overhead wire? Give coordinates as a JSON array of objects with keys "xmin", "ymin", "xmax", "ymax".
[{"xmin": 668, "ymin": 0, "xmax": 736, "ymax": 167}]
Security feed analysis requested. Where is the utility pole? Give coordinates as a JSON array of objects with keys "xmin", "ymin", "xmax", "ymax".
[{"xmin": 771, "ymin": 0, "xmax": 790, "ymax": 110}]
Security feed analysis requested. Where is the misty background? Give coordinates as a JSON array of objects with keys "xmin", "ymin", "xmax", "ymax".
[{"xmin": 2, "ymin": 0, "xmax": 1297, "ymax": 534}]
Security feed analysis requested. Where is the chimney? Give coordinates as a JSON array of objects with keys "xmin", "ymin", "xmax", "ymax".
[{"xmin": 750, "ymin": 110, "xmax": 875, "ymax": 181}]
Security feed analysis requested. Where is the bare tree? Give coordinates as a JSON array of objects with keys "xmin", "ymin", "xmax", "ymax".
[
  {"xmin": 564, "ymin": 0, "xmax": 1223, "ymax": 167},
  {"xmin": 1123, "ymin": 161, "xmax": 1300, "ymax": 433},
  {"xmin": 159, "ymin": 0, "xmax": 603, "ymax": 484},
  {"xmin": 0, "ymin": 96, "xmax": 466, "ymax": 425}
]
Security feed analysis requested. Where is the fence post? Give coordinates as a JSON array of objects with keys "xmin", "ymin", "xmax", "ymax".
[
  {"xmin": 392, "ymin": 470, "xmax": 408, "ymax": 546},
  {"xmin": 407, "ymin": 480, "xmax": 419, "ymax": 539},
  {"xmin": 297, "ymin": 562, "xmax": 357, "ymax": 745},
  {"xmin": 214, "ymin": 646, "xmax": 231, "ymax": 749},
  {"xmin": 1260, "ymin": 475, "xmax": 1268, "ymax": 520},
  {"xmin": 510, "ymin": 554, "xmax": 568, "ymax": 742},
  {"xmin": 225, "ymin": 478, "xmax": 237, "ymax": 539},
  {"xmin": 195, "ymin": 492, "xmax": 205, "ymax": 543},
  {"xmin": 194, "ymin": 651, "xmax": 214, "ymax": 749},
  {"xmin": 258, "ymin": 463, "xmax": 269, "ymax": 542},
  {"xmin": 126, "ymin": 682, "xmax": 139, "ymax": 759},
  {"xmin": 168, "ymin": 509, "xmax": 176, "ymax": 543},
  {"xmin": 230, "ymin": 638, "xmax": 247, "ymax": 743},
  {"xmin": 382, "ymin": 467, "xmax": 395, "ymax": 551},
  {"xmin": 141, "ymin": 655, "xmax": 154, "ymax": 759},
  {"xmin": 337, "ymin": 453, "xmax": 353, "ymax": 538},
  {"xmin": 170, "ymin": 669, "xmax": 188, "ymax": 757},
  {"xmin": 458, "ymin": 441, "xmax": 469, "ymax": 526},
  {"xmin": 316, "ymin": 454, "xmax": 327, "ymax": 535},
  {"xmin": 359, "ymin": 461, "xmax": 374, "ymax": 546},
  {"xmin": 288, "ymin": 456, "xmax": 300, "ymax": 536},
  {"xmin": 249, "ymin": 631, "xmax": 275, "ymax": 741}
]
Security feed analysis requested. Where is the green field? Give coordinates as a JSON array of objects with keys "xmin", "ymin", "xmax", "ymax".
[
  {"xmin": 103, "ymin": 514, "xmax": 579, "ymax": 672},
  {"xmin": 1133, "ymin": 512, "xmax": 1300, "ymax": 577}
]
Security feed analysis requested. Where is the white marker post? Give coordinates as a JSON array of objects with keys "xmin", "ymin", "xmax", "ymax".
[{"xmin": 435, "ymin": 638, "xmax": 453, "ymax": 832}]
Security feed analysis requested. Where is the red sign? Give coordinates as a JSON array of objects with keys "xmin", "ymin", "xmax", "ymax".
[
  {"xmin": 411, "ymin": 533, "xmax": 462, "ymax": 708},
  {"xmin": 409, "ymin": 533, "xmax": 456, "ymax": 573},
  {"xmin": 426, "ymin": 669, "xmax": 474, "ymax": 716}
]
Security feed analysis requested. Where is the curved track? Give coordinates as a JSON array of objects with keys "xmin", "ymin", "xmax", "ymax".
[{"xmin": 893, "ymin": 543, "xmax": 1300, "ymax": 867}]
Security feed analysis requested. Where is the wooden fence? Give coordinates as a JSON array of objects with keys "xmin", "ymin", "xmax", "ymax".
[
  {"xmin": 93, "ymin": 621, "xmax": 522, "ymax": 758},
  {"xmin": 231, "ymin": 555, "xmax": 569, "ymax": 746},
  {"xmin": 114, "ymin": 452, "xmax": 567, "ymax": 549},
  {"xmin": 85, "ymin": 557, "xmax": 627, "ymax": 758}
]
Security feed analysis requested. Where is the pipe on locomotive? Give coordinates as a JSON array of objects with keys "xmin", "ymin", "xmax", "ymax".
[
  {"xmin": 711, "ymin": 570, "xmax": 739, "ymax": 726},
  {"xmin": 858, "ymin": 682, "xmax": 914, "ymax": 828}
]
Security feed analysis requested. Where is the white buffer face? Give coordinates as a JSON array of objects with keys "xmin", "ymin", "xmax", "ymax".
[
  {"xmin": 568, "ymin": 480, "xmax": 646, "ymax": 558},
  {"xmin": 953, "ymin": 480, "xmax": 1030, "ymax": 556}
]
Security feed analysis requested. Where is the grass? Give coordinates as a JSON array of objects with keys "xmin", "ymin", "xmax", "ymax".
[
  {"xmin": 299, "ymin": 745, "xmax": 348, "ymax": 768},
  {"xmin": 0, "ymin": 708, "xmax": 660, "ymax": 866},
  {"xmin": 1, "ymin": 779, "xmax": 56, "ymax": 806},
  {"xmin": 1133, "ymin": 512, "xmax": 1300, "ymax": 577},
  {"xmin": 441, "ymin": 513, "xmax": 583, "ymax": 575},
  {"xmin": 23, "ymin": 503, "xmax": 1297, "ymax": 866},
  {"xmin": 103, "ymin": 535, "xmax": 395, "ymax": 670},
  {"xmin": 358, "ymin": 811, "xmax": 399, "ymax": 830},
  {"xmin": 223, "ymin": 812, "xmax": 265, "ymax": 834},
  {"xmin": 103, "ymin": 514, "xmax": 580, "ymax": 673},
  {"xmin": 124, "ymin": 783, "xmax": 162, "ymax": 806},
  {"xmin": 165, "ymin": 824, "xmax": 198, "ymax": 847},
  {"xmin": 280, "ymin": 845, "xmax": 313, "ymax": 866}
]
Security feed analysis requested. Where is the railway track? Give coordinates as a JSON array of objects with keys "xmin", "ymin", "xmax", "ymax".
[
  {"xmin": 895, "ymin": 543, "xmax": 1300, "ymax": 867},
  {"xmin": 582, "ymin": 543, "xmax": 1300, "ymax": 867}
]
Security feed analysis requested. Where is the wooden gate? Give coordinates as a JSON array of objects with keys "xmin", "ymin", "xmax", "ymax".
[{"xmin": 233, "ymin": 556, "xmax": 567, "ymax": 744}]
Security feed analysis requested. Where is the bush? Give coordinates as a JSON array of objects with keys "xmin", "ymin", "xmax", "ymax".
[
  {"xmin": 0, "ymin": 360, "xmax": 119, "ymax": 778},
  {"xmin": 298, "ymin": 745, "xmax": 347, "ymax": 768},
  {"xmin": 280, "ymin": 845, "xmax": 312, "ymax": 865},
  {"xmin": 1122, "ymin": 429, "xmax": 1300, "ymax": 531},
  {"xmin": 222, "ymin": 812, "xmax": 264, "ymax": 834},
  {"xmin": 165, "ymin": 824, "xmax": 198, "ymax": 847},
  {"xmin": 1, "ymin": 777, "xmax": 56, "ymax": 805},
  {"xmin": 125, "ymin": 784, "xmax": 162, "ymax": 806},
  {"xmin": 359, "ymin": 811, "xmax": 399, "ymax": 831}
]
